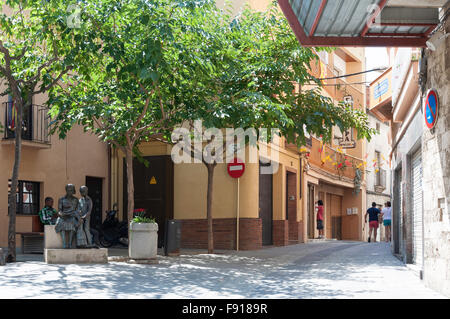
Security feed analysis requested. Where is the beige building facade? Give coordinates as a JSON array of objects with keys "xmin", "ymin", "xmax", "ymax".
[{"xmin": 0, "ymin": 92, "xmax": 110, "ymax": 248}]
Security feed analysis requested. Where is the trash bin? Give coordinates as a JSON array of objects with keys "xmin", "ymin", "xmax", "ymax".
[
  {"xmin": 0, "ymin": 248, "xmax": 6, "ymax": 266},
  {"xmin": 164, "ymin": 220, "xmax": 181, "ymax": 256}
]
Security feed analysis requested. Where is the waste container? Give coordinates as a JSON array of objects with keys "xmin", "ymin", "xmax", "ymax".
[
  {"xmin": 164, "ymin": 220, "xmax": 181, "ymax": 256},
  {"xmin": 0, "ymin": 248, "xmax": 5, "ymax": 266}
]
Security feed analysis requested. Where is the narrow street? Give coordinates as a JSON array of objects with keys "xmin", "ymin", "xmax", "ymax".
[{"xmin": 0, "ymin": 241, "xmax": 445, "ymax": 299}]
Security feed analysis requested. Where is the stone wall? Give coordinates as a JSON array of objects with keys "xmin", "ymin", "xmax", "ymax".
[{"xmin": 421, "ymin": 7, "xmax": 450, "ymax": 297}]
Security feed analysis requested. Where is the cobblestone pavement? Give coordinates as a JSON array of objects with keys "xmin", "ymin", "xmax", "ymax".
[{"xmin": 0, "ymin": 241, "xmax": 446, "ymax": 299}]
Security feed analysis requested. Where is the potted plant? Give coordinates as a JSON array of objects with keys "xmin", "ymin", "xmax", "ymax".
[{"xmin": 129, "ymin": 210, "xmax": 158, "ymax": 260}]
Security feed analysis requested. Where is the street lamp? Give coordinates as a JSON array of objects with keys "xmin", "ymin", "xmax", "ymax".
[{"xmin": 426, "ymin": 33, "xmax": 450, "ymax": 51}]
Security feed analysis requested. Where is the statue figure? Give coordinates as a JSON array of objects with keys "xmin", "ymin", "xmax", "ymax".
[
  {"xmin": 76, "ymin": 186, "xmax": 94, "ymax": 248},
  {"xmin": 55, "ymin": 184, "xmax": 81, "ymax": 249}
]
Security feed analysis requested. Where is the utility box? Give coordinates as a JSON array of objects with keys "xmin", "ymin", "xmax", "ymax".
[{"xmin": 164, "ymin": 220, "xmax": 181, "ymax": 256}]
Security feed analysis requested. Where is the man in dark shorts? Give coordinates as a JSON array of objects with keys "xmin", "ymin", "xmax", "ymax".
[{"xmin": 365, "ymin": 202, "xmax": 381, "ymax": 243}]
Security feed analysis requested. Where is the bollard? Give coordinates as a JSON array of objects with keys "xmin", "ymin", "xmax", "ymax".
[{"xmin": 0, "ymin": 248, "xmax": 5, "ymax": 266}]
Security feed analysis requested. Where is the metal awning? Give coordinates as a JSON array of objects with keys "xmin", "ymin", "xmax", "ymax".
[{"xmin": 278, "ymin": 0, "xmax": 447, "ymax": 47}]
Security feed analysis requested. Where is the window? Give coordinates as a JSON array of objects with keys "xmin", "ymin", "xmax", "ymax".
[
  {"xmin": 376, "ymin": 122, "xmax": 381, "ymax": 133},
  {"xmin": 8, "ymin": 180, "xmax": 40, "ymax": 215},
  {"xmin": 374, "ymin": 152, "xmax": 386, "ymax": 190}
]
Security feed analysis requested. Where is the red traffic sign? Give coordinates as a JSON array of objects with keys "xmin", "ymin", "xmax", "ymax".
[
  {"xmin": 227, "ymin": 158, "xmax": 245, "ymax": 179},
  {"xmin": 424, "ymin": 89, "xmax": 439, "ymax": 129}
]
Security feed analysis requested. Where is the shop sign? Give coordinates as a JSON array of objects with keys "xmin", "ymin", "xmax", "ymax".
[{"xmin": 339, "ymin": 128, "xmax": 356, "ymax": 149}]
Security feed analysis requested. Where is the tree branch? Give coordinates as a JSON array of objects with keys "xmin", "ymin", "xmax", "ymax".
[{"xmin": 33, "ymin": 65, "xmax": 73, "ymax": 95}]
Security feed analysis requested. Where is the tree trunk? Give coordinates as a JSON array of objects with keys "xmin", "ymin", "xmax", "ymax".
[
  {"xmin": 7, "ymin": 99, "xmax": 24, "ymax": 263},
  {"xmin": 205, "ymin": 162, "xmax": 216, "ymax": 254},
  {"xmin": 125, "ymin": 147, "xmax": 135, "ymax": 222}
]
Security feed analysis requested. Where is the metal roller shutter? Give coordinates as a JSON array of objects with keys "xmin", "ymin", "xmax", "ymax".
[{"xmin": 411, "ymin": 149, "xmax": 423, "ymax": 267}]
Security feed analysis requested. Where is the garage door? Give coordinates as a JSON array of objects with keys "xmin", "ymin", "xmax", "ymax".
[{"xmin": 411, "ymin": 149, "xmax": 423, "ymax": 267}]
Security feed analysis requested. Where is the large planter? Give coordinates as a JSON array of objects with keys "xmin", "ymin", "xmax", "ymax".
[{"xmin": 129, "ymin": 222, "xmax": 158, "ymax": 259}]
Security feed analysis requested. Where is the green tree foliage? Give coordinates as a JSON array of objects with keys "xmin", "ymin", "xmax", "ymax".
[
  {"xmin": 0, "ymin": 0, "xmax": 84, "ymax": 262},
  {"xmin": 49, "ymin": 0, "xmax": 376, "ymax": 253}
]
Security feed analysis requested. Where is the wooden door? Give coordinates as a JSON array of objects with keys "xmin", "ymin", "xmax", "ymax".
[
  {"xmin": 307, "ymin": 184, "xmax": 315, "ymax": 239},
  {"xmin": 325, "ymin": 193, "xmax": 332, "ymax": 238},
  {"xmin": 331, "ymin": 194, "xmax": 342, "ymax": 240},
  {"xmin": 259, "ymin": 162, "xmax": 273, "ymax": 246},
  {"xmin": 124, "ymin": 155, "xmax": 173, "ymax": 247}
]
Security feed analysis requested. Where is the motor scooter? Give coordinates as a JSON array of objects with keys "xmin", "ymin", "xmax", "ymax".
[{"xmin": 91, "ymin": 204, "xmax": 128, "ymax": 248}]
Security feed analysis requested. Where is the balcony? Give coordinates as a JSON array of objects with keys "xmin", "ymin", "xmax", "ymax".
[
  {"xmin": 374, "ymin": 168, "xmax": 387, "ymax": 193},
  {"xmin": 309, "ymin": 53, "xmax": 365, "ymax": 110},
  {"xmin": 368, "ymin": 67, "xmax": 393, "ymax": 122},
  {"xmin": 306, "ymin": 136, "xmax": 364, "ymax": 183},
  {"xmin": 1, "ymin": 102, "xmax": 51, "ymax": 148}
]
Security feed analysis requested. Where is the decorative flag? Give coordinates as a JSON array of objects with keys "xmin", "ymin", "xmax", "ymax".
[
  {"xmin": 319, "ymin": 141, "xmax": 326, "ymax": 164},
  {"xmin": 319, "ymin": 61, "xmax": 326, "ymax": 84},
  {"xmin": 7, "ymin": 102, "xmax": 17, "ymax": 131}
]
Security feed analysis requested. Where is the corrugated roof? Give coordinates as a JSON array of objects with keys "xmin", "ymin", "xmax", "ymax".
[{"xmin": 280, "ymin": 0, "xmax": 440, "ymax": 47}]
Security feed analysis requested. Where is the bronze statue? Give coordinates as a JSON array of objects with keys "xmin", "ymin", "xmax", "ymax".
[
  {"xmin": 55, "ymin": 184, "xmax": 81, "ymax": 249},
  {"xmin": 76, "ymin": 186, "xmax": 93, "ymax": 248}
]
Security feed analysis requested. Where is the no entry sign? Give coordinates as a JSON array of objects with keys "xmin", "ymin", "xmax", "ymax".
[
  {"xmin": 227, "ymin": 158, "xmax": 245, "ymax": 179},
  {"xmin": 425, "ymin": 89, "xmax": 439, "ymax": 129}
]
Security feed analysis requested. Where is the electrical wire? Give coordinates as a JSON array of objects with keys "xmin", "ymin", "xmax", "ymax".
[{"xmin": 315, "ymin": 68, "xmax": 387, "ymax": 81}]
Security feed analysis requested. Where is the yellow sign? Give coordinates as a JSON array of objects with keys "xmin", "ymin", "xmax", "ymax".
[{"xmin": 150, "ymin": 176, "xmax": 157, "ymax": 185}]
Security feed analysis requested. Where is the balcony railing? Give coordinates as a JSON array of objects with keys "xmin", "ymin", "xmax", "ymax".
[
  {"xmin": 308, "ymin": 136, "xmax": 364, "ymax": 181},
  {"xmin": 1, "ymin": 102, "xmax": 50, "ymax": 144}
]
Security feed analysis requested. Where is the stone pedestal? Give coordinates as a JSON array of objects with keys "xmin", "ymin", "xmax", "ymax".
[
  {"xmin": 45, "ymin": 225, "xmax": 76, "ymax": 249},
  {"xmin": 45, "ymin": 248, "xmax": 108, "ymax": 264}
]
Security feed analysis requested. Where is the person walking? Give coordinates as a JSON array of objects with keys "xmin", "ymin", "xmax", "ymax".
[
  {"xmin": 381, "ymin": 201, "xmax": 392, "ymax": 242},
  {"xmin": 316, "ymin": 200, "xmax": 324, "ymax": 239},
  {"xmin": 365, "ymin": 202, "xmax": 381, "ymax": 243}
]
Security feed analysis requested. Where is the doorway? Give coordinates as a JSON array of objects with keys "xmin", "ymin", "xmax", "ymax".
[
  {"xmin": 259, "ymin": 161, "xmax": 273, "ymax": 246},
  {"xmin": 307, "ymin": 183, "xmax": 315, "ymax": 239},
  {"xmin": 393, "ymin": 167, "xmax": 402, "ymax": 255},
  {"xmin": 85, "ymin": 176, "xmax": 103, "ymax": 231},
  {"xmin": 286, "ymin": 171, "xmax": 297, "ymax": 241},
  {"xmin": 123, "ymin": 155, "xmax": 174, "ymax": 247},
  {"xmin": 330, "ymin": 194, "xmax": 342, "ymax": 240}
]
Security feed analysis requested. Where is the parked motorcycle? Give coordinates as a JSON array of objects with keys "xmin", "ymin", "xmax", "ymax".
[{"xmin": 91, "ymin": 204, "xmax": 128, "ymax": 248}]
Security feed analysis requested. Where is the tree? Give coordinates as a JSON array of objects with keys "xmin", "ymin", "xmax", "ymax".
[
  {"xmin": 49, "ymin": 0, "xmax": 375, "ymax": 255},
  {"xmin": 0, "ymin": 0, "xmax": 82, "ymax": 262},
  {"xmin": 48, "ymin": 0, "xmax": 217, "ymax": 222},
  {"xmin": 168, "ymin": 2, "xmax": 376, "ymax": 253}
]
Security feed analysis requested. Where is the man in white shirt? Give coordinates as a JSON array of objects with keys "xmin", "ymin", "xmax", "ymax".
[{"xmin": 381, "ymin": 201, "xmax": 392, "ymax": 243}]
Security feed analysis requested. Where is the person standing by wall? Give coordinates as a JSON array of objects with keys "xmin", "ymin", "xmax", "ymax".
[
  {"xmin": 38, "ymin": 197, "xmax": 57, "ymax": 226},
  {"xmin": 381, "ymin": 201, "xmax": 392, "ymax": 243},
  {"xmin": 365, "ymin": 202, "xmax": 381, "ymax": 243},
  {"xmin": 316, "ymin": 200, "xmax": 324, "ymax": 239}
]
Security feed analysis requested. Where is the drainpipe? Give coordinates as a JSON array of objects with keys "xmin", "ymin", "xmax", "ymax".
[{"xmin": 108, "ymin": 143, "xmax": 111, "ymax": 211}]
